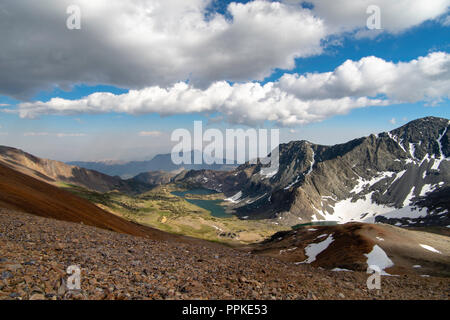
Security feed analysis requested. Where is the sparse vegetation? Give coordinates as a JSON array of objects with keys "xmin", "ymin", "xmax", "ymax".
[{"xmin": 61, "ymin": 184, "xmax": 286, "ymax": 245}]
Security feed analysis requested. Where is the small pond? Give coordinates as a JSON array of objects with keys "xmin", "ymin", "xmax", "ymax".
[{"xmin": 171, "ymin": 189, "xmax": 232, "ymax": 218}]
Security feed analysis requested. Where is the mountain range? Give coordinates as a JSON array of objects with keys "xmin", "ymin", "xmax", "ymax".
[
  {"xmin": 68, "ymin": 150, "xmax": 237, "ymax": 179},
  {"xmin": 0, "ymin": 116, "xmax": 448, "ymax": 289},
  {"xmin": 1, "ymin": 117, "xmax": 448, "ymax": 229},
  {"xmin": 0, "ymin": 146, "xmax": 153, "ymax": 194},
  {"xmin": 173, "ymin": 117, "xmax": 450, "ymax": 227}
]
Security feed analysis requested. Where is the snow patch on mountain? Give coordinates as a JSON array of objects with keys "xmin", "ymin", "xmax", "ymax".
[
  {"xmin": 387, "ymin": 132, "xmax": 407, "ymax": 153},
  {"xmin": 306, "ymin": 148, "xmax": 315, "ymax": 176},
  {"xmin": 260, "ymin": 163, "xmax": 279, "ymax": 179},
  {"xmin": 246, "ymin": 193, "xmax": 268, "ymax": 204},
  {"xmin": 419, "ymin": 244, "xmax": 441, "ymax": 254},
  {"xmin": 409, "ymin": 143, "xmax": 416, "ymax": 159},
  {"xmin": 225, "ymin": 191, "xmax": 242, "ymax": 203},
  {"xmin": 351, "ymin": 171, "xmax": 395, "ymax": 194},
  {"xmin": 378, "ymin": 206, "xmax": 427, "ymax": 220},
  {"xmin": 403, "ymin": 187, "xmax": 416, "ymax": 207},
  {"xmin": 317, "ymin": 192, "xmax": 393, "ymax": 223},
  {"xmin": 365, "ymin": 245, "xmax": 394, "ymax": 275},
  {"xmin": 284, "ymin": 175, "xmax": 301, "ymax": 190},
  {"xmin": 392, "ymin": 170, "xmax": 407, "ymax": 184},
  {"xmin": 430, "ymin": 125, "xmax": 449, "ymax": 170},
  {"xmin": 296, "ymin": 234, "xmax": 334, "ymax": 264}
]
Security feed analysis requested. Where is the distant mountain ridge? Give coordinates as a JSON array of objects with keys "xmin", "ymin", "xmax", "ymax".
[
  {"xmin": 0, "ymin": 146, "xmax": 152, "ymax": 194},
  {"xmin": 0, "ymin": 162, "xmax": 168, "ymax": 239},
  {"xmin": 175, "ymin": 117, "xmax": 450, "ymax": 227},
  {"xmin": 68, "ymin": 150, "xmax": 238, "ymax": 179}
]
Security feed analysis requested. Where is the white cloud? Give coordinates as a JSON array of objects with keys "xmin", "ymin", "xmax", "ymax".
[
  {"xmin": 389, "ymin": 118, "xmax": 396, "ymax": 125},
  {"xmin": 0, "ymin": 0, "xmax": 325, "ymax": 97},
  {"xmin": 301, "ymin": 0, "xmax": 450, "ymax": 34},
  {"xmin": 23, "ymin": 132, "xmax": 50, "ymax": 137},
  {"xmin": 17, "ymin": 52, "xmax": 450, "ymax": 126},
  {"xmin": 23, "ymin": 132, "xmax": 86, "ymax": 138},
  {"xmin": 279, "ymin": 52, "xmax": 450, "ymax": 103},
  {"xmin": 442, "ymin": 15, "xmax": 450, "ymax": 26},
  {"xmin": 17, "ymin": 81, "xmax": 389, "ymax": 126},
  {"xmin": 56, "ymin": 133, "xmax": 87, "ymax": 138},
  {"xmin": 0, "ymin": 108, "xmax": 18, "ymax": 114},
  {"xmin": 1, "ymin": 0, "xmax": 448, "ymax": 98},
  {"xmin": 139, "ymin": 131, "xmax": 163, "ymax": 137}
]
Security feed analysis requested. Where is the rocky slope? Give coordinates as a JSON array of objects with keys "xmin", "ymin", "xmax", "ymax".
[
  {"xmin": 253, "ymin": 223, "xmax": 450, "ymax": 277},
  {"xmin": 1, "ymin": 209, "xmax": 448, "ymax": 300},
  {"xmin": 176, "ymin": 117, "xmax": 449, "ymax": 227},
  {"xmin": 0, "ymin": 146, "xmax": 152, "ymax": 194},
  {"xmin": 0, "ymin": 163, "xmax": 193, "ymax": 242},
  {"xmin": 131, "ymin": 170, "xmax": 177, "ymax": 185}
]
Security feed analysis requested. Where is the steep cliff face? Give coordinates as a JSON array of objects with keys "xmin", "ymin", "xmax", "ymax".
[{"xmin": 176, "ymin": 117, "xmax": 450, "ymax": 226}]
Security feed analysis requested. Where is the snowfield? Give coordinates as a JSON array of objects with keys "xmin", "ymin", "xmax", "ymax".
[
  {"xmin": 316, "ymin": 191, "xmax": 393, "ymax": 223},
  {"xmin": 225, "ymin": 191, "xmax": 242, "ymax": 203},
  {"xmin": 419, "ymin": 244, "xmax": 441, "ymax": 254},
  {"xmin": 379, "ymin": 206, "xmax": 427, "ymax": 220},
  {"xmin": 331, "ymin": 268, "xmax": 353, "ymax": 272},
  {"xmin": 297, "ymin": 234, "xmax": 334, "ymax": 264},
  {"xmin": 364, "ymin": 245, "xmax": 394, "ymax": 275}
]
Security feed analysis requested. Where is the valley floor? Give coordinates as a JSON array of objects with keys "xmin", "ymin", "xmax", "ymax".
[{"xmin": 1, "ymin": 208, "xmax": 448, "ymax": 300}]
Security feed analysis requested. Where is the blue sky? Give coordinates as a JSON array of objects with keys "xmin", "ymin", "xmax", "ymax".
[{"xmin": 0, "ymin": 0, "xmax": 449, "ymax": 161}]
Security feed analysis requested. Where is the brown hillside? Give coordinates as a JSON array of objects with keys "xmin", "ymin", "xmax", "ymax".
[
  {"xmin": 252, "ymin": 222, "xmax": 450, "ymax": 277},
  {"xmin": 2, "ymin": 208, "xmax": 449, "ymax": 300},
  {"xmin": 0, "ymin": 145, "xmax": 151, "ymax": 194},
  {"xmin": 0, "ymin": 162, "xmax": 191, "ymax": 242}
]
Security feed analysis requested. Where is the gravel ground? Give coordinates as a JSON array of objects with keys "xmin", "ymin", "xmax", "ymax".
[{"xmin": 0, "ymin": 209, "xmax": 449, "ymax": 300}]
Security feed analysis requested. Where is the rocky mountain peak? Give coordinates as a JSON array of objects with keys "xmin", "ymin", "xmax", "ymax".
[
  {"xmin": 387, "ymin": 116, "xmax": 449, "ymax": 160},
  {"xmin": 176, "ymin": 117, "xmax": 450, "ymax": 227}
]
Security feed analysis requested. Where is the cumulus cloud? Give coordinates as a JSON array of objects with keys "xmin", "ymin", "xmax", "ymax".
[
  {"xmin": 56, "ymin": 133, "xmax": 87, "ymax": 138},
  {"xmin": 442, "ymin": 15, "xmax": 450, "ymax": 26},
  {"xmin": 17, "ymin": 52, "xmax": 450, "ymax": 126},
  {"xmin": 23, "ymin": 132, "xmax": 50, "ymax": 137},
  {"xmin": 139, "ymin": 131, "xmax": 163, "ymax": 137},
  {"xmin": 23, "ymin": 132, "xmax": 86, "ymax": 138},
  {"xmin": 297, "ymin": 0, "xmax": 450, "ymax": 34},
  {"xmin": 1, "ymin": 0, "xmax": 448, "ymax": 98},
  {"xmin": 17, "ymin": 80, "xmax": 388, "ymax": 126},
  {"xmin": 278, "ymin": 51, "xmax": 450, "ymax": 103},
  {"xmin": 0, "ymin": 0, "xmax": 325, "ymax": 98}
]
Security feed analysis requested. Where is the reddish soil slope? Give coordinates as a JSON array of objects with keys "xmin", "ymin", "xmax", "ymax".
[
  {"xmin": 0, "ymin": 145, "xmax": 151, "ymax": 194},
  {"xmin": 1, "ymin": 208, "xmax": 449, "ymax": 300},
  {"xmin": 252, "ymin": 222, "xmax": 450, "ymax": 277},
  {"xmin": 0, "ymin": 163, "xmax": 188, "ymax": 242}
]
